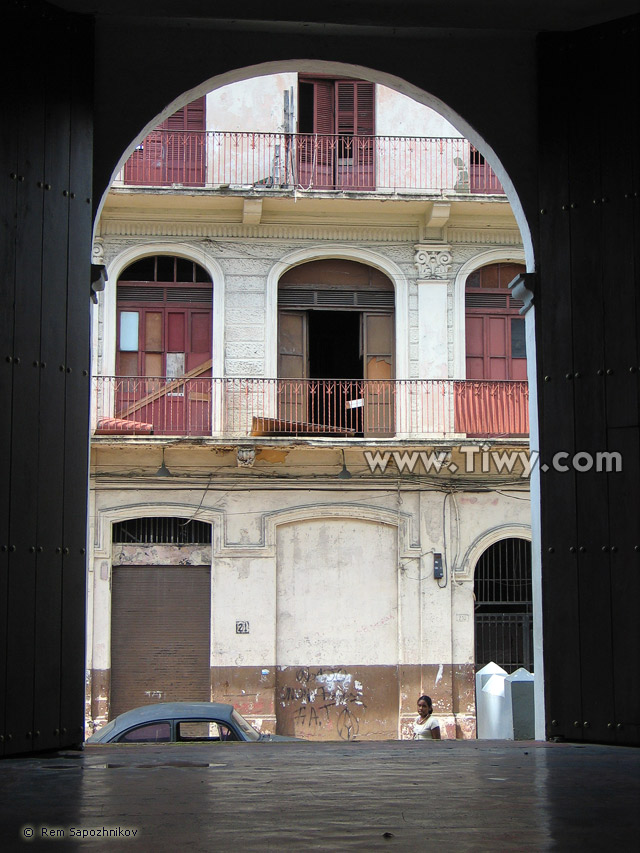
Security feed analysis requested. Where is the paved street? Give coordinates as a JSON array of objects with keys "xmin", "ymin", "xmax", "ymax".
[{"xmin": 1, "ymin": 739, "xmax": 638, "ymax": 851}]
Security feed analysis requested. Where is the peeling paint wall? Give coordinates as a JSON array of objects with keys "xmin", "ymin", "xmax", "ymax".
[{"xmin": 87, "ymin": 450, "xmax": 530, "ymax": 738}]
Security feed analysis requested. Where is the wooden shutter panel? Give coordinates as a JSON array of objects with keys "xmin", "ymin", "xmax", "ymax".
[
  {"xmin": 362, "ymin": 313, "xmax": 394, "ymax": 436},
  {"xmin": 313, "ymin": 81, "xmax": 334, "ymax": 134},
  {"xmin": 355, "ymin": 82, "xmax": 375, "ymax": 135},
  {"xmin": 334, "ymin": 82, "xmax": 374, "ymax": 135},
  {"xmin": 336, "ymin": 81, "xmax": 355, "ymax": 134},
  {"xmin": 278, "ymin": 311, "xmax": 307, "ymax": 378},
  {"xmin": 161, "ymin": 97, "xmax": 206, "ymax": 185},
  {"xmin": 278, "ymin": 311, "xmax": 308, "ymax": 426},
  {"xmin": 335, "ymin": 81, "xmax": 375, "ymax": 188},
  {"xmin": 161, "ymin": 96, "xmax": 205, "ymax": 131}
]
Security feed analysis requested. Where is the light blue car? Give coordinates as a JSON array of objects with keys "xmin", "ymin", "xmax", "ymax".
[{"xmin": 86, "ymin": 702, "xmax": 299, "ymax": 744}]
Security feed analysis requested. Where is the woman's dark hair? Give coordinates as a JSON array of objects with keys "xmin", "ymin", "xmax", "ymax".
[{"xmin": 417, "ymin": 694, "xmax": 432, "ymax": 707}]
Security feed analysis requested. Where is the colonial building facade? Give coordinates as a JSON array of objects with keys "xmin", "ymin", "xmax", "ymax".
[{"xmin": 87, "ymin": 74, "xmax": 531, "ymax": 740}]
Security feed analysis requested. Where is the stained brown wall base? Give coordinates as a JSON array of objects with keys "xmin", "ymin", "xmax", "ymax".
[{"xmin": 209, "ymin": 663, "xmax": 477, "ymax": 740}]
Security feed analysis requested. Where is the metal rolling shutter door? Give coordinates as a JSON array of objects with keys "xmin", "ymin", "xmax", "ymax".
[{"xmin": 111, "ymin": 566, "xmax": 210, "ymax": 718}]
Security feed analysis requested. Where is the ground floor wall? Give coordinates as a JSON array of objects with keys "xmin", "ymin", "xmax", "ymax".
[{"xmin": 86, "ymin": 464, "xmax": 531, "ymax": 740}]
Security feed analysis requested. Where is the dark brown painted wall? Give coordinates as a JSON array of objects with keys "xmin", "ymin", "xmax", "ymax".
[
  {"xmin": 0, "ymin": 2, "xmax": 93, "ymax": 755},
  {"xmin": 537, "ymin": 17, "xmax": 640, "ymax": 745}
]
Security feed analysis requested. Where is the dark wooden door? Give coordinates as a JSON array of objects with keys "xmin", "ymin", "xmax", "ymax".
[
  {"xmin": 0, "ymin": 4, "xmax": 92, "ymax": 755},
  {"xmin": 538, "ymin": 19, "xmax": 640, "ymax": 746}
]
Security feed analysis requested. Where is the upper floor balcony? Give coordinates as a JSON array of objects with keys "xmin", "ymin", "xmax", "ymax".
[
  {"xmin": 120, "ymin": 131, "xmax": 505, "ymax": 196},
  {"xmin": 92, "ymin": 376, "xmax": 528, "ymax": 440}
]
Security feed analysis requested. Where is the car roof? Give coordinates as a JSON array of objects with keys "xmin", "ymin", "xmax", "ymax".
[{"xmin": 110, "ymin": 702, "xmax": 236, "ymax": 728}]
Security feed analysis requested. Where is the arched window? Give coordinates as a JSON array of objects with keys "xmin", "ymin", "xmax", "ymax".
[
  {"xmin": 465, "ymin": 262, "xmax": 527, "ymax": 380},
  {"xmin": 474, "ymin": 537, "xmax": 533, "ymax": 672},
  {"xmin": 116, "ymin": 255, "xmax": 212, "ymax": 380},
  {"xmin": 114, "ymin": 256, "xmax": 213, "ymax": 435}
]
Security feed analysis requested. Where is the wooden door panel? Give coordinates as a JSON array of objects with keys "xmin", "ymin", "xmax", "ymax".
[{"xmin": 278, "ymin": 311, "xmax": 308, "ymax": 424}]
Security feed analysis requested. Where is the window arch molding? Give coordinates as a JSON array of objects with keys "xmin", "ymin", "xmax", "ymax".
[
  {"xmin": 452, "ymin": 248, "xmax": 526, "ymax": 378},
  {"xmin": 456, "ymin": 523, "xmax": 532, "ymax": 583},
  {"xmin": 266, "ymin": 245, "xmax": 409, "ymax": 379},
  {"xmin": 97, "ymin": 243, "xmax": 225, "ymax": 379}
]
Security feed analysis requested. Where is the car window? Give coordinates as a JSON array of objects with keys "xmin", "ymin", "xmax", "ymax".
[
  {"xmin": 176, "ymin": 720, "xmax": 238, "ymax": 742},
  {"xmin": 231, "ymin": 709, "xmax": 261, "ymax": 741},
  {"xmin": 117, "ymin": 722, "xmax": 171, "ymax": 743}
]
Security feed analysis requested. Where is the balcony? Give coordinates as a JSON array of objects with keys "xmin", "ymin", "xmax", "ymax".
[
  {"xmin": 93, "ymin": 377, "xmax": 528, "ymax": 440},
  {"xmin": 122, "ymin": 131, "xmax": 505, "ymax": 195}
]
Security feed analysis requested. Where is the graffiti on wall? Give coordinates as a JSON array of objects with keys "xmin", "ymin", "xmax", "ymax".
[{"xmin": 278, "ymin": 666, "xmax": 366, "ymax": 740}]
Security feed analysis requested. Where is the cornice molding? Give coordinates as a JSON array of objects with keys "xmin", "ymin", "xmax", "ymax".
[
  {"xmin": 98, "ymin": 219, "xmax": 523, "ymax": 248},
  {"xmin": 98, "ymin": 219, "xmax": 420, "ymax": 243},
  {"xmin": 447, "ymin": 227, "xmax": 522, "ymax": 245}
]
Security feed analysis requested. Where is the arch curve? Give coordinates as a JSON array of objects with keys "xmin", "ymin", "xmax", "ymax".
[
  {"xmin": 457, "ymin": 523, "xmax": 531, "ymax": 582},
  {"xmin": 96, "ymin": 242, "xmax": 225, "ymax": 379},
  {"xmin": 452, "ymin": 248, "xmax": 526, "ymax": 378},
  {"xmin": 266, "ymin": 244, "xmax": 409, "ymax": 378},
  {"xmin": 95, "ymin": 60, "xmax": 534, "ymax": 269}
]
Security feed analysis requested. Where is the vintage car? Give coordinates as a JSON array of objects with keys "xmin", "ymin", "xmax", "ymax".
[{"xmin": 86, "ymin": 702, "xmax": 298, "ymax": 744}]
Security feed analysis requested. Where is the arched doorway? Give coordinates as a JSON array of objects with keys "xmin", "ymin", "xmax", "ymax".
[
  {"xmin": 112, "ymin": 255, "xmax": 213, "ymax": 435},
  {"xmin": 465, "ymin": 261, "xmax": 527, "ymax": 381},
  {"xmin": 474, "ymin": 537, "xmax": 533, "ymax": 673},
  {"xmin": 276, "ymin": 259, "xmax": 395, "ymax": 436}
]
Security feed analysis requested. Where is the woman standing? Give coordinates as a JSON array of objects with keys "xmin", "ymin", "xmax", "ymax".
[{"xmin": 413, "ymin": 694, "xmax": 441, "ymax": 740}]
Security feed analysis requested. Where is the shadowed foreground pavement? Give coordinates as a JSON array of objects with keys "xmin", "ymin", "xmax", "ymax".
[{"xmin": 1, "ymin": 739, "xmax": 638, "ymax": 851}]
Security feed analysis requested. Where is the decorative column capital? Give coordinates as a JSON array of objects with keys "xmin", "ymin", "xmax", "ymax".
[{"xmin": 414, "ymin": 245, "xmax": 453, "ymax": 280}]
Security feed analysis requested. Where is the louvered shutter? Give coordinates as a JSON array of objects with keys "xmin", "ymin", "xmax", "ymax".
[
  {"xmin": 355, "ymin": 83, "xmax": 374, "ymax": 135},
  {"xmin": 335, "ymin": 81, "xmax": 374, "ymax": 189},
  {"xmin": 311, "ymin": 81, "xmax": 334, "ymax": 188},
  {"xmin": 362, "ymin": 312, "xmax": 394, "ymax": 435},
  {"xmin": 161, "ymin": 96, "xmax": 206, "ymax": 185}
]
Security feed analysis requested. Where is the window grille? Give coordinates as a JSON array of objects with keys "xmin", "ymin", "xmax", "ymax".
[
  {"xmin": 112, "ymin": 517, "xmax": 212, "ymax": 544},
  {"xmin": 474, "ymin": 537, "xmax": 533, "ymax": 673}
]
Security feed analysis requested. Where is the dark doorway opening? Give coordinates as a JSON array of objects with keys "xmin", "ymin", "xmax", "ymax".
[
  {"xmin": 308, "ymin": 311, "xmax": 362, "ymax": 379},
  {"xmin": 307, "ymin": 310, "xmax": 364, "ymax": 434}
]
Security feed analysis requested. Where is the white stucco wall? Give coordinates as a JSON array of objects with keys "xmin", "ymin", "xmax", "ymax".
[
  {"xmin": 204, "ymin": 74, "xmax": 460, "ymax": 138},
  {"xmin": 206, "ymin": 74, "xmax": 298, "ymax": 133},
  {"xmin": 375, "ymin": 86, "xmax": 461, "ymax": 138}
]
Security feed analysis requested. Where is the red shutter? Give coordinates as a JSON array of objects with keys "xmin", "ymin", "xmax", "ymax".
[
  {"xmin": 188, "ymin": 310, "xmax": 212, "ymax": 372},
  {"xmin": 160, "ymin": 97, "xmax": 206, "ymax": 185},
  {"xmin": 335, "ymin": 81, "xmax": 374, "ymax": 189},
  {"xmin": 313, "ymin": 82, "xmax": 334, "ymax": 134},
  {"xmin": 336, "ymin": 81, "xmax": 356, "ymax": 134},
  {"xmin": 167, "ymin": 311, "xmax": 186, "ymax": 352},
  {"xmin": 298, "ymin": 79, "xmax": 375, "ymax": 190},
  {"xmin": 161, "ymin": 96, "xmax": 205, "ymax": 131},
  {"xmin": 355, "ymin": 82, "xmax": 375, "ymax": 135},
  {"xmin": 311, "ymin": 81, "xmax": 334, "ymax": 188}
]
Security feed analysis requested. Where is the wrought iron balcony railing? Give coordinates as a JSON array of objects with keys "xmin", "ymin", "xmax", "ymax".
[
  {"xmin": 92, "ymin": 377, "xmax": 528, "ymax": 439},
  {"xmin": 121, "ymin": 131, "xmax": 505, "ymax": 195}
]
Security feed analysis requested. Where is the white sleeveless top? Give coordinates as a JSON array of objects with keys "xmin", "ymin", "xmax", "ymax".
[{"xmin": 413, "ymin": 715, "xmax": 440, "ymax": 739}]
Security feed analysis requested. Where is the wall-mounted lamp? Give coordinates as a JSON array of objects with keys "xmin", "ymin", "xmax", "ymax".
[
  {"xmin": 337, "ymin": 448, "xmax": 352, "ymax": 480},
  {"xmin": 155, "ymin": 448, "xmax": 172, "ymax": 478}
]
